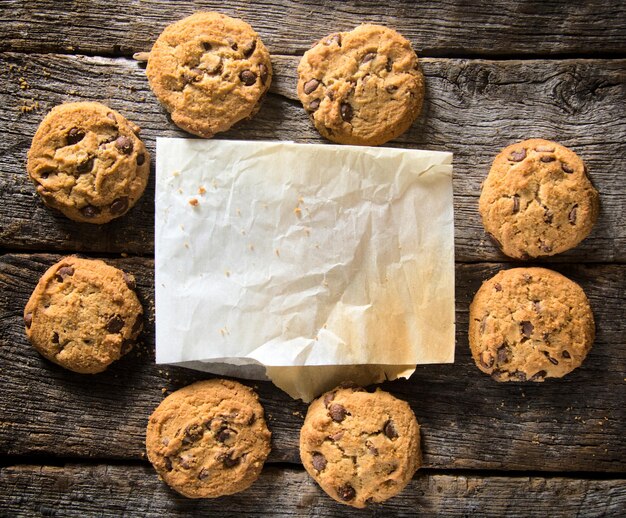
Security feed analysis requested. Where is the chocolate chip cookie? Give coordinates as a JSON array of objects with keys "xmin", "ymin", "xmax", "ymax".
[
  {"xmin": 469, "ymin": 267, "xmax": 595, "ymax": 382},
  {"xmin": 146, "ymin": 379, "xmax": 271, "ymax": 499},
  {"xmin": 300, "ymin": 384, "xmax": 421, "ymax": 508},
  {"xmin": 297, "ymin": 24, "xmax": 425, "ymax": 146},
  {"xmin": 146, "ymin": 12, "xmax": 272, "ymax": 138},
  {"xmin": 24, "ymin": 256, "xmax": 143, "ymax": 374},
  {"xmin": 479, "ymin": 139, "xmax": 599, "ymax": 259},
  {"xmin": 27, "ymin": 102, "xmax": 150, "ymax": 224}
]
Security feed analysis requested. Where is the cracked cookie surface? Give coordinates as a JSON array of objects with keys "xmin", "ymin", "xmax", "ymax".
[
  {"xmin": 24, "ymin": 256, "xmax": 144, "ymax": 374},
  {"xmin": 27, "ymin": 102, "xmax": 150, "ymax": 224},
  {"xmin": 146, "ymin": 11, "xmax": 272, "ymax": 138},
  {"xmin": 297, "ymin": 24, "xmax": 424, "ymax": 146},
  {"xmin": 146, "ymin": 379, "xmax": 271, "ymax": 498},
  {"xmin": 469, "ymin": 267, "xmax": 594, "ymax": 382},
  {"xmin": 479, "ymin": 138, "xmax": 599, "ymax": 259},
  {"xmin": 300, "ymin": 384, "xmax": 420, "ymax": 508}
]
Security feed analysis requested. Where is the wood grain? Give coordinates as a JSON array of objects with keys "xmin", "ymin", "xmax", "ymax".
[
  {"xmin": 1, "ymin": 254, "xmax": 624, "ymax": 472},
  {"xmin": 1, "ymin": 464, "xmax": 625, "ymax": 518},
  {"xmin": 1, "ymin": 0, "xmax": 626, "ymax": 57},
  {"xmin": 1, "ymin": 53, "xmax": 624, "ymax": 261}
]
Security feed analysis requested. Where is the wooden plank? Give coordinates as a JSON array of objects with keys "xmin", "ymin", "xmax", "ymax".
[
  {"xmin": 2, "ymin": 1, "xmax": 626, "ymax": 57},
  {"xmin": 1, "ymin": 53, "xmax": 624, "ymax": 261},
  {"xmin": 1, "ymin": 464, "xmax": 625, "ymax": 517},
  {"xmin": 0, "ymin": 254, "xmax": 624, "ymax": 472}
]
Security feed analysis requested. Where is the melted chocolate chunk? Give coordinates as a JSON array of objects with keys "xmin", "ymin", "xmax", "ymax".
[
  {"xmin": 239, "ymin": 70, "xmax": 257, "ymax": 86},
  {"xmin": 66, "ymin": 128, "xmax": 86, "ymax": 145},
  {"xmin": 311, "ymin": 452, "xmax": 327, "ymax": 471},
  {"xmin": 55, "ymin": 266, "xmax": 75, "ymax": 282},
  {"xmin": 383, "ymin": 419, "xmax": 399, "ymax": 439},
  {"xmin": 106, "ymin": 315, "xmax": 125, "ymax": 334},
  {"xmin": 509, "ymin": 149, "xmax": 526, "ymax": 162},
  {"xmin": 328, "ymin": 403, "xmax": 347, "ymax": 422}
]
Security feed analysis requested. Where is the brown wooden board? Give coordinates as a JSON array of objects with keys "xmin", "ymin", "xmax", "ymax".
[
  {"xmin": 1, "ymin": 464, "xmax": 625, "ymax": 517},
  {"xmin": 1, "ymin": 1, "xmax": 626, "ymax": 57},
  {"xmin": 1, "ymin": 254, "xmax": 624, "ymax": 472},
  {"xmin": 1, "ymin": 53, "xmax": 624, "ymax": 261}
]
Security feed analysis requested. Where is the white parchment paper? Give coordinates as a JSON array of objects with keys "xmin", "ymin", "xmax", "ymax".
[{"xmin": 155, "ymin": 139, "xmax": 454, "ymax": 401}]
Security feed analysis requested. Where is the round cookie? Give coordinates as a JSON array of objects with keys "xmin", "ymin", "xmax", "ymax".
[
  {"xmin": 300, "ymin": 384, "xmax": 420, "ymax": 508},
  {"xmin": 27, "ymin": 102, "xmax": 150, "ymax": 224},
  {"xmin": 297, "ymin": 24, "xmax": 425, "ymax": 146},
  {"xmin": 479, "ymin": 138, "xmax": 599, "ymax": 259},
  {"xmin": 146, "ymin": 379, "xmax": 271, "ymax": 499},
  {"xmin": 146, "ymin": 12, "xmax": 272, "ymax": 138},
  {"xmin": 469, "ymin": 267, "xmax": 595, "ymax": 382},
  {"xmin": 24, "ymin": 256, "xmax": 144, "ymax": 374}
]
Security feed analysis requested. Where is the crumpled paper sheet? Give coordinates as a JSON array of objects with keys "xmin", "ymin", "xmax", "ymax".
[{"xmin": 155, "ymin": 139, "xmax": 454, "ymax": 401}]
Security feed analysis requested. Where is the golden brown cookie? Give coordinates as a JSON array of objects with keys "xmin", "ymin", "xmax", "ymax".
[
  {"xmin": 469, "ymin": 267, "xmax": 595, "ymax": 382},
  {"xmin": 146, "ymin": 12, "xmax": 272, "ymax": 138},
  {"xmin": 24, "ymin": 256, "xmax": 143, "ymax": 374},
  {"xmin": 27, "ymin": 102, "xmax": 150, "ymax": 224},
  {"xmin": 479, "ymin": 139, "xmax": 599, "ymax": 259},
  {"xmin": 146, "ymin": 379, "xmax": 271, "ymax": 499},
  {"xmin": 297, "ymin": 24, "xmax": 424, "ymax": 146},
  {"xmin": 300, "ymin": 384, "xmax": 420, "ymax": 508}
]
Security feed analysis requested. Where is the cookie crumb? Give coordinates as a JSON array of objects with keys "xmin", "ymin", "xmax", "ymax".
[
  {"xmin": 275, "ymin": 249, "xmax": 280, "ymax": 257},
  {"xmin": 189, "ymin": 198, "xmax": 199, "ymax": 207},
  {"xmin": 294, "ymin": 207, "xmax": 302, "ymax": 218},
  {"xmin": 225, "ymin": 270, "xmax": 231, "ymax": 277},
  {"xmin": 198, "ymin": 186, "xmax": 206, "ymax": 195}
]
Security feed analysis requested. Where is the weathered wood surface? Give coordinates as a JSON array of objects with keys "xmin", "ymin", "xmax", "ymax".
[
  {"xmin": 1, "ymin": 254, "xmax": 624, "ymax": 472},
  {"xmin": 1, "ymin": 53, "xmax": 624, "ymax": 261},
  {"xmin": 2, "ymin": 0, "xmax": 626, "ymax": 57},
  {"xmin": 1, "ymin": 464, "xmax": 625, "ymax": 518}
]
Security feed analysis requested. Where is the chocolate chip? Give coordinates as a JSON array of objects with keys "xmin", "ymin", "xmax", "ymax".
[
  {"xmin": 219, "ymin": 452, "xmax": 240, "ymax": 468},
  {"xmin": 326, "ymin": 89, "xmax": 335, "ymax": 100},
  {"xmin": 512, "ymin": 371, "xmax": 527, "ymax": 382},
  {"xmin": 521, "ymin": 321, "xmax": 534, "ymax": 338},
  {"xmin": 540, "ymin": 156, "xmax": 556, "ymax": 163},
  {"xmin": 340, "ymin": 103, "xmax": 353, "ymax": 122},
  {"xmin": 523, "ymin": 274, "xmax": 532, "ymax": 283},
  {"xmin": 110, "ymin": 197, "xmax": 129, "ymax": 215},
  {"xmin": 540, "ymin": 242, "xmax": 553, "ymax": 253},
  {"xmin": 198, "ymin": 467, "xmax": 210, "ymax": 480},
  {"xmin": 509, "ymin": 149, "xmax": 526, "ymax": 162},
  {"xmin": 386, "ymin": 85, "xmax": 399, "ymax": 93},
  {"xmin": 239, "ymin": 70, "xmax": 257, "ymax": 86},
  {"xmin": 106, "ymin": 315, "xmax": 125, "ymax": 334},
  {"xmin": 569, "ymin": 205, "xmax": 578, "ymax": 225},
  {"xmin": 122, "ymin": 271, "xmax": 136, "ymax": 290},
  {"xmin": 259, "ymin": 63, "xmax": 268, "ymax": 85},
  {"xmin": 120, "ymin": 340, "xmax": 134, "ymax": 355},
  {"xmin": 535, "ymin": 145, "xmax": 555, "ymax": 152},
  {"xmin": 323, "ymin": 391, "xmax": 335, "ymax": 408},
  {"xmin": 216, "ymin": 427, "xmax": 234, "ymax": 443},
  {"xmin": 115, "ymin": 136, "xmax": 133, "ymax": 155},
  {"xmin": 479, "ymin": 316, "xmax": 487, "ymax": 334},
  {"xmin": 562, "ymin": 350, "xmax": 571, "ymax": 359},
  {"xmin": 328, "ymin": 430, "xmax": 344, "ymax": 442},
  {"xmin": 131, "ymin": 314, "xmax": 143, "ymax": 335},
  {"xmin": 365, "ymin": 440, "xmax": 379, "ymax": 456},
  {"xmin": 202, "ymin": 41, "xmax": 212, "ymax": 51},
  {"xmin": 24, "ymin": 312, "xmax": 33, "ymax": 328},
  {"xmin": 530, "ymin": 370, "xmax": 547, "ymax": 381},
  {"xmin": 303, "ymin": 78, "xmax": 320, "ymax": 95},
  {"xmin": 55, "ymin": 266, "xmax": 75, "ymax": 282},
  {"xmin": 179, "ymin": 454, "xmax": 193, "ymax": 469},
  {"xmin": 533, "ymin": 301, "xmax": 541, "ymax": 312},
  {"xmin": 183, "ymin": 423, "xmax": 204, "ymax": 444},
  {"xmin": 328, "ymin": 403, "xmax": 347, "ymax": 422},
  {"xmin": 164, "ymin": 457, "xmax": 173, "ymax": 471},
  {"xmin": 543, "ymin": 207, "xmax": 553, "ymax": 224},
  {"xmin": 494, "ymin": 283, "xmax": 502, "ymax": 292},
  {"xmin": 337, "ymin": 484, "xmax": 356, "ymax": 501},
  {"xmin": 66, "ymin": 128, "xmax": 85, "ymax": 145},
  {"xmin": 385, "ymin": 57, "xmax": 393, "ymax": 72},
  {"xmin": 486, "ymin": 232, "xmax": 502, "ymax": 250},
  {"xmin": 496, "ymin": 345, "xmax": 509, "ymax": 364},
  {"xmin": 52, "ymin": 332, "xmax": 59, "ymax": 344},
  {"xmin": 543, "ymin": 351, "xmax": 559, "ymax": 365},
  {"xmin": 480, "ymin": 350, "xmax": 495, "ymax": 369},
  {"xmin": 512, "ymin": 194, "xmax": 520, "ymax": 214},
  {"xmin": 311, "ymin": 452, "xmax": 327, "ymax": 471},
  {"xmin": 308, "ymin": 99, "xmax": 320, "ymax": 112},
  {"xmin": 76, "ymin": 157, "xmax": 94, "ymax": 174},
  {"xmin": 325, "ymin": 34, "xmax": 341, "ymax": 46},
  {"xmin": 242, "ymin": 39, "xmax": 257, "ymax": 57},
  {"xmin": 362, "ymin": 52, "xmax": 376, "ymax": 64},
  {"xmin": 383, "ymin": 420, "xmax": 399, "ymax": 439},
  {"xmin": 248, "ymin": 413, "xmax": 257, "ymax": 425},
  {"xmin": 562, "ymin": 163, "xmax": 574, "ymax": 174},
  {"xmin": 161, "ymin": 437, "xmax": 169, "ymax": 446}
]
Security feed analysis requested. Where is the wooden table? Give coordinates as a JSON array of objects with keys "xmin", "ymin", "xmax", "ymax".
[{"xmin": 1, "ymin": 1, "xmax": 625, "ymax": 516}]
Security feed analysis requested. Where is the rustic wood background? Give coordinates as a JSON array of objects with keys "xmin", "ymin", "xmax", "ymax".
[{"xmin": 1, "ymin": 1, "xmax": 625, "ymax": 516}]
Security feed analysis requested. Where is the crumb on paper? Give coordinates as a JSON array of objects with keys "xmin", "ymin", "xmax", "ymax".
[
  {"xmin": 211, "ymin": 178, "xmax": 218, "ymax": 189},
  {"xmin": 178, "ymin": 188, "xmax": 183, "ymax": 194},
  {"xmin": 120, "ymin": 252, "xmax": 128, "ymax": 258},
  {"xmin": 236, "ymin": 208, "xmax": 241, "ymax": 216},
  {"xmin": 294, "ymin": 207, "xmax": 302, "ymax": 218},
  {"xmin": 249, "ymin": 244, "xmax": 255, "ymax": 251},
  {"xmin": 322, "ymin": 280, "xmax": 329, "ymax": 287},
  {"xmin": 179, "ymin": 224, "xmax": 185, "ymax": 231},
  {"xmin": 275, "ymin": 248, "xmax": 280, "ymax": 257},
  {"xmin": 198, "ymin": 186, "xmax": 206, "ymax": 195},
  {"xmin": 225, "ymin": 270, "xmax": 231, "ymax": 277},
  {"xmin": 189, "ymin": 198, "xmax": 199, "ymax": 207},
  {"xmin": 172, "ymin": 170, "xmax": 180, "ymax": 177},
  {"xmin": 241, "ymin": 229, "xmax": 246, "ymax": 235},
  {"xmin": 184, "ymin": 242, "xmax": 189, "ymax": 249},
  {"xmin": 305, "ymin": 228, "xmax": 311, "ymax": 236}
]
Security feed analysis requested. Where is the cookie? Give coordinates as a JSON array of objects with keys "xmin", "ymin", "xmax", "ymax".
[
  {"xmin": 299, "ymin": 384, "xmax": 420, "ymax": 508},
  {"xmin": 469, "ymin": 267, "xmax": 595, "ymax": 382},
  {"xmin": 27, "ymin": 102, "xmax": 150, "ymax": 224},
  {"xmin": 146, "ymin": 12, "xmax": 272, "ymax": 138},
  {"xmin": 297, "ymin": 24, "xmax": 425, "ymax": 146},
  {"xmin": 146, "ymin": 379, "xmax": 271, "ymax": 499},
  {"xmin": 479, "ymin": 139, "xmax": 599, "ymax": 259},
  {"xmin": 24, "ymin": 256, "xmax": 143, "ymax": 374}
]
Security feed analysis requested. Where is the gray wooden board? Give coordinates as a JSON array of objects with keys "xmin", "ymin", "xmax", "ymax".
[
  {"xmin": 1, "ymin": 464, "xmax": 625, "ymax": 518},
  {"xmin": 1, "ymin": 0, "xmax": 626, "ymax": 57},
  {"xmin": 1, "ymin": 254, "xmax": 624, "ymax": 472},
  {"xmin": 1, "ymin": 53, "xmax": 624, "ymax": 261}
]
